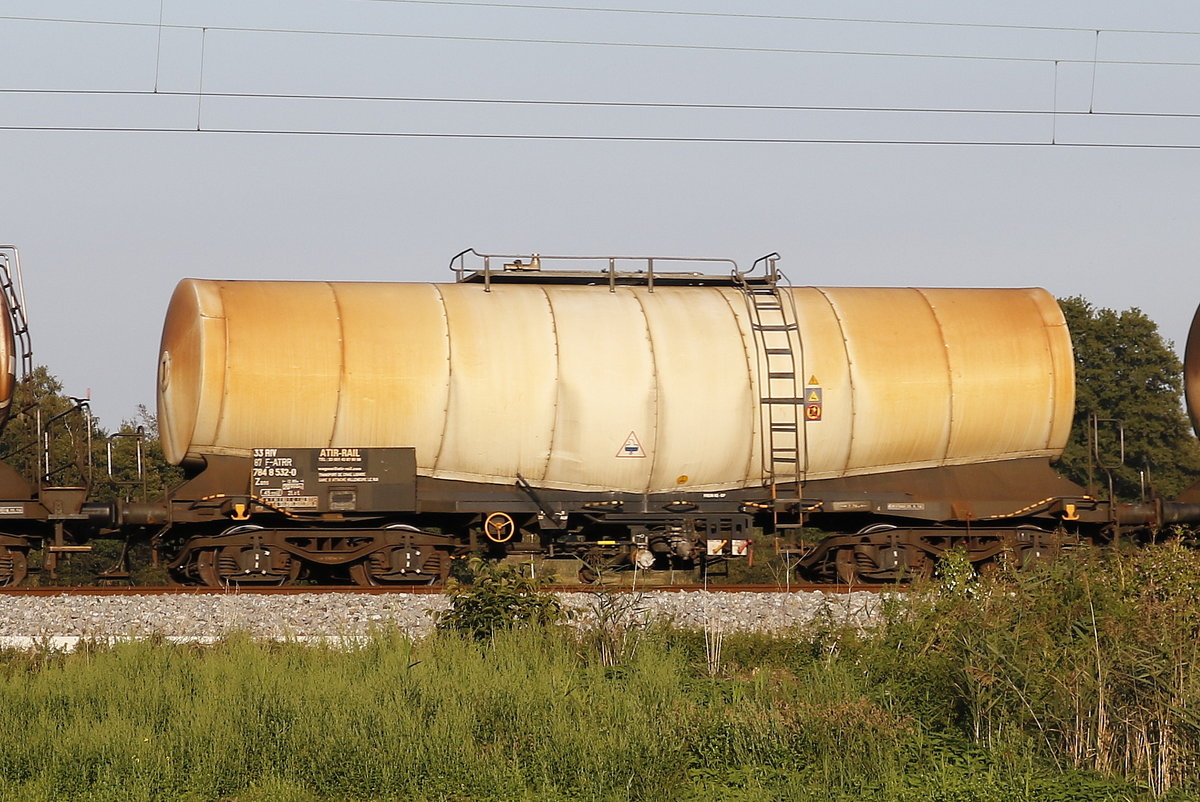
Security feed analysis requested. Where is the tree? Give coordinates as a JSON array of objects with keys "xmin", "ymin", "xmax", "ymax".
[
  {"xmin": 0, "ymin": 366, "xmax": 92, "ymax": 489},
  {"xmin": 0, "ymin": 367, "xmax": 182, "ymax": 501},
  {"xmin": 94, "ymin": 405, "xmax": 184, "ymax": 504},
  {"xmin": 1056, "ymin": 297, "xmax": 1200, "ymax": 501}
]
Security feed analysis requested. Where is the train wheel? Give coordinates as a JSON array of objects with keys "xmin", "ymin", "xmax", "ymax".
[
  {"xmin": 902, "ymin": 547, "xmax": 934, "ymax": 581},
  {"xmin": 0, "ymin": 546, "xmax": 28, "ymax": 587},
  {"xmin": 195, "ymin": 545, "xmax": 300, "ymax": 588},
  {"xmin": 833, "ymin": 548, "xmax": 858, "ymax": 585},
  {"xmin": 195, "ymin": 526, "xmax": 300, "ymax": 588},
  {"xmin": 348, "ymin": 547, "xmax": 447, "ymax": 586},
  {"xmin": 348, "ymin": 524, "xmax": 448, "ymax": 586},
  {"xmin": 1006, "ymin": 525, "xmax": 1056, "ymax": 568}
]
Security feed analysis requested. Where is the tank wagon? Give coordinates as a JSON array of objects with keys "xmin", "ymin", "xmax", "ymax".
[
  {"xmin": 0, "ymin": 247, "xmax": 108, "ymax": 585},
  {"xmin": 130, "ymin": 251, "xmax": 1200, "ymax": 587},
  {"xmin": 1187, "ymin": 305, "xmax": 1200, "ymax": 459},
  {"xmin": 1179, "ymin": 304, "xmax": 1200, "ymax": 505}
]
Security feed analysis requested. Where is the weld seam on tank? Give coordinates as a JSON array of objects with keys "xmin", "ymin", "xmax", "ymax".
[
  {"xmin": 717, "ymin": 287, "xmax": 760, "ymax": 486},
  {"xmin": 327, "ymin": 282, "xmax": 348, "ymax": 448},
  {"xmin": 431, "ymin": 283, "xmax": 453, "ymax": 473},
  {"xmin": 211, "ymin": 283, "xmax": 232, "ymax": 450},
  {"xmin": 629, "ymin": 287, "xmax": 660, "ymax": 495},
  {"xmin": 539, "ymin": 285, "xmax": 560, "ymax": 483},
  {"xmin": 915, "ymin": 289, "xmax": 955, "ymax": 464},
  {"xmin": 814, "ymin": 288, "xmax": 856, "ymax": 475}
]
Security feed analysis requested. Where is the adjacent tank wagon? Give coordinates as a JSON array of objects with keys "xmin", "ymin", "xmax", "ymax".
[
  {"xmin": 1186, "ymin": 304, "xmax": 1200, "ymax": 448},
  {"xmin": 141, "ymin": 252, "xmax": 1200, "ymax": 586},
  {"xmin": 0, "ymin": 247, "xmax": 104, "ymax": 586}
]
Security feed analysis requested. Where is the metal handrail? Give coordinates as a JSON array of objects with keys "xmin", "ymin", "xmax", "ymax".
[
  {"xmin": 40, "ymin": 398, "xmax": 93, "ymax": 490},
  {"xmin": 449, "ymin": 248, "xmax": 741, "ymax": 292},
  {"xmin": 108, "ymin": 428, "xmax": 148, "ymax": 501},
  {"xmin": 738, "ymin": 251, "xmax": 782, "ymax": 285}
]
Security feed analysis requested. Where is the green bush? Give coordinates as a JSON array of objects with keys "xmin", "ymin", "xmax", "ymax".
[{"xmin": 435, "ymin": 558, "xmax": 567, "ymax": 639}]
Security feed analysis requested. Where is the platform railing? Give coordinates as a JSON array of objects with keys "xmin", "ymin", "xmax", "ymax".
[{"xmin": 448, "ymin": 248, "xmax": 741, "ymax": 292}]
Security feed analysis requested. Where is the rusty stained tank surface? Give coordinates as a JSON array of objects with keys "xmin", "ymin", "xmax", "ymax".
[
  {"xmin": 157, "ymin": 279, "xmax": 1074, "ymax": 494},
  {"xmin": 0, "ymin": 288, "xmax": 15, "ymax": 429},
  {"xmin": 1186, "ymin": 303, "xmax": 1200, "ymax": 439}
]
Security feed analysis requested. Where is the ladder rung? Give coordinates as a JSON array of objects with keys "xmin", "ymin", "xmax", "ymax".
[
  {"xmin": 761, "ymin": 397, "xmax": 804, "ymax": 405},
  {"xmin": 767, "ymin": 372, "xmax": 793, "ymax": 379},
  {"xmin": 771, "ymin": 423, "xmax": 798, "ymax": 432},
  {"xmin": 753, "ymin": 323, "xmax": 798, "ymax": 332},
  {"xmin": 764, "ymin": 347, "xmax": 792, "ymax": 355},
  {"xmin": 754, "ymin": 304, "xmax": 782, "ymax": 311}
]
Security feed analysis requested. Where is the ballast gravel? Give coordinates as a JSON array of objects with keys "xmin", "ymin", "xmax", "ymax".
[{"xmin": 0, "ymin": 590, "xmax": 884, "ymax": 649}]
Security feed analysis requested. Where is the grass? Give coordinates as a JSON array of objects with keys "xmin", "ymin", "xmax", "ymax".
[{"xmin": 0, "ymin": 544, "xmax": 1198, "ymax": 800}]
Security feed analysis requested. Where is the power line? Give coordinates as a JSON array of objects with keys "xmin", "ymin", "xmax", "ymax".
[
  {"xmin": 11, "ymin": 1, "xmax": 1200, "ymax": 39},
  {"xmin": 2, "ymin": 13, "xmax": 1200, "ymax": 68},
  {"xmin": 6, "ymin": 88, "xmax": 1200, "ymax": 120},
  {"xmin": 346, "ymin": 0, "xmax": 1200, "ymax": 39},
  {"xmin": 1, "ymin": 121, "xmax": 1198, "ymax": 150},
  {"xmin": 353, "ymin": 0, "xmax": 1200, "ymax": 39},
  {"xmin": 2, "ymin": 8, "xmax": 1196, "ymax": 147}
]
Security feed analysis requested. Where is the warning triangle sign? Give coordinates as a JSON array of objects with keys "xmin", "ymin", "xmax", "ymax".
[{"xmin": 616, "ymin": 431, "xmax": 646, "ymax": 458}]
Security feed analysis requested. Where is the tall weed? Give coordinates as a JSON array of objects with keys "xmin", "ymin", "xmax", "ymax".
[
  {"xmin": 872, "ymin": 543, "xmax": 1200, "ymax": 796},
  {"xmin": 0, "ymin": 545, "xmax": 1196, "ymax": 799}
]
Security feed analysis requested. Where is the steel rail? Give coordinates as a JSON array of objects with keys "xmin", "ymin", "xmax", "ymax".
[{"xmin": 0, "ymin": 583, "xmax": 898, "ymax": 596}]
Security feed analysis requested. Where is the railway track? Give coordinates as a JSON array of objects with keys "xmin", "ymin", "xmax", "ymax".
[{"xmin": 0, "ymin": 582, "xmax": 893, "ymax": 596}]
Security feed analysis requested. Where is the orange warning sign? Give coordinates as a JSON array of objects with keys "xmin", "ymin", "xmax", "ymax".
[{"xmin": 805, "ymin": 403, "xmax": 823, "ymax": 421}]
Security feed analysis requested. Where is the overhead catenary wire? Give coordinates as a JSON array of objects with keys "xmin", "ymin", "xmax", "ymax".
[
  {"xmin": 2, "ymin": 90, "xmax": 1198, "ymax": 148},
  {"xmin": 1, "ymin": 12, "xmax": 1199, "ymax": 67},
  {"xmin": 346, "ymin": 0, "xmax": 1200, "ymax": 39},
  {"xmin": 7, "ymin": 87, "xmax": 1200, "ymax": 120},
  {"xmin": 10, "ymin": 1, "xmax": 1200, "ymax": 38},
  {"xmin": 3, "ymin": 123, "xmax": 1200, "ymax": 150},
  {"xmin": 2, "ymin": 7, "xmax": 1199, "ymax": 148}
]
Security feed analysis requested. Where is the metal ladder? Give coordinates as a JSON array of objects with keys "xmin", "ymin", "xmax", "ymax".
[
  {"xmin": 737, "ymin": 254, "xmax": 806, "ymax": 527},
  {"xmin": 0, "ymin": 246, "xmax": 32, "ymax": 380}
]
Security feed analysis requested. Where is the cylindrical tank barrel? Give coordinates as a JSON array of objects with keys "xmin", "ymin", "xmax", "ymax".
[
  {"xmin": 157, "ymin": 280, "xmax": 1075, "ymax": 494},
  {"xmin": 0, "ymin": 289, "xmax": 16, "ymax": 430},
  {"xmin": 1186, "ymin": 303, "xmax": 1200, "ymax": 440}
]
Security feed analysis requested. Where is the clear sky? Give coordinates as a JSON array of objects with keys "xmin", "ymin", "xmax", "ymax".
[{"xmin": 2, "ymin": 0, "xmax": 1199, "ymax": 426}]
